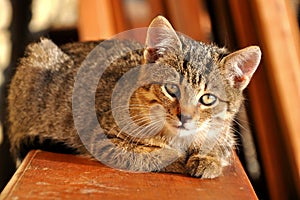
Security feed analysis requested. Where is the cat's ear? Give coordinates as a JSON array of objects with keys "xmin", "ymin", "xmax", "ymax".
[
  {"xmin": 144, "ymin": 16, "xmax": 182, "ymax": 63},
  {"xmin": 222, "ymin": 46, "xmax": 261, "ymax": 90}
]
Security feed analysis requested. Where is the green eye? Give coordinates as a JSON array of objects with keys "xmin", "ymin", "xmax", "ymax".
[
  {"xmin": 199, "ymin": 93, "xmax": 218, "ymax": 106},
  {"xmin": 164, "ymin": 83, "xmax": 180, "ymax": 98}
]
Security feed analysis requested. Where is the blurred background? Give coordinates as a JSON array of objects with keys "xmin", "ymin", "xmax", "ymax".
[{"xmin": 0, "ymin": 0, "xmax": 299, "ymax": 199}]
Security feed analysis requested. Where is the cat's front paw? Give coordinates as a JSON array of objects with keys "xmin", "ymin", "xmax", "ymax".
[{"xmin": 186, "ymin": 154, "xmax": 222, "ymax": 178}]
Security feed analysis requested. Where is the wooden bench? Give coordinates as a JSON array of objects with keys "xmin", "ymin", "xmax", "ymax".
[{"xmin": 0, "ymin": 150, "xmax": 257, "ymax": 199}]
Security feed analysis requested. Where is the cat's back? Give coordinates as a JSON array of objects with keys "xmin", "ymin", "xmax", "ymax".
[
  {"xmin": 9, "ymin": 39, "xmax": 99, "ymax": 98},
  {"xmin": 7, "ymin": 39, "xmax": 100, "ymax": 155},
  {"xmin": 8, "ymin": 39, "xmax": 99, "ymax": 118},
  {"xmin": 7, "ymin": 38, "xmax": 144, "ymax": 158}
]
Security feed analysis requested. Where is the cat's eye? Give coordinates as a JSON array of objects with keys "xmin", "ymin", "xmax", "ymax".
[
  {"xmin": 163, "ymin": 83, "xmax": 180, "ymax": 98},
  {"xmin": 199, "ymin": 93, "xmax": 218, "ymax": 106}
]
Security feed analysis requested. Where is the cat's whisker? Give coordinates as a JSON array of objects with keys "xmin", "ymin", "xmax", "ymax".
[
  {"xmin": 100, "ymin": 116, "xmax": 147, "ymax": 136},
  {"xmin": 109, "ymin": 104, "xmax": 153, "ymax": 112},
  {"xmin": 115, "ymin": 117, "xmax": 152, "ymax": 138},
  {"xmin": 132, "ymin": 120, "xmax": 165, "ymax": 144},
  {"xmin": 111, "ymin": 117, "xmax": 143, "ymax": 126},
  {"xmin": 127, "ymin": 119, "xmax": 164, "ymax": 142},
  {"xmin": 232, "ymin": 118, "xmax": 249, "ymax": 132},
  {"xmin": 106, "ymin": 111, "xmax": 168, "ymax": 143}
]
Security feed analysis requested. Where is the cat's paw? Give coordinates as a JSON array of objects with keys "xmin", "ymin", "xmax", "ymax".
[{"xmin": 186, "ymin": 154, "xmax": 222, "ymax": 178}]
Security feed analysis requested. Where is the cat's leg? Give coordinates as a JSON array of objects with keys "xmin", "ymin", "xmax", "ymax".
[
  {"xmin": 159, "ymin": 155, "xmax": 187, "ymax": 174},
  {"xmin": 88, "ymin": 136, "xmax": 183, "ymax": 172},
  {"xmin": 186, "ymin": 153, "xmax": 222, "ymax": 178},
  {"xmin": 185, "ymin": 147, "xmax": 232, "ymax": 178}
]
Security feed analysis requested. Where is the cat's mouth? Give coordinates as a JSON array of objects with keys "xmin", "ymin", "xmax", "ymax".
[
  {"xmin": 177, "ymin": 125, "xmax": 191, "ymax": 131},
  {"xmin": 164, "ymin": 119, "xmax": 203, "ymax": 138},
  {"xmin": 176, "ymin": 127, "xmax": 198, "ymax": 137},
  {"xmin": 171, "ymin": 121, "xmax": 199, "ymax": 137},
  {"xmin": 176, "ymin": 121, "xmax": 197, "ymax": 131}
]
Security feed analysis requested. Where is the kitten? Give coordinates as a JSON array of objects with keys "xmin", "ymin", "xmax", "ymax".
[{"xmin": 7, "ymin": 16, "xmax": 261, "ymax": 178}]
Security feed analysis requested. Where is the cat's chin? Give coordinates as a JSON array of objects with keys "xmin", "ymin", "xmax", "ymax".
[
  {"xmin": 172, "ymin": 121, "xmax": 207, "ymax": 138},
  {"xmin": 176, "ymin": 128, "xmax": 199, "ymax": 138},
  {"xmin": 165, "ymin": 125, "xmax": 198, "ymax": 138}
]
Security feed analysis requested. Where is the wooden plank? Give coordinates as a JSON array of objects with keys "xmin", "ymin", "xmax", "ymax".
[
  {"xmin": 110, "ymin": 0, "xmax": 129, "ymax": 33},
  {"xmin": 165, "ymin": 0, "xmax": 211, "ymax": 42},
  {"xmin": 227, "ymin": 0, "xmax": 300, "ymax": 199},
  {"xmin": 148, "ymin": 0, "xmax": 166, "ymax": 18},
  {"xmin": 251, "ymin": 1, "xmax": 300, "ymax": 197},
  {"xmin": 0, "ymin": 150, "xmax": 257, "ymax": 200},
  {"xmin": 252, "ymin": 0, "xmax": 300, "ymax": 172},
  {"xmin": 78, "ymin": 0, "xmax": 116, "ymax": 40}
]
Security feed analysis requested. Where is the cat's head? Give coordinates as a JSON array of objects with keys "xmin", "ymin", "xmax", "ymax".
[{"xmin": 128, "ymin": 16, "xmax": 261, "ymax": 147}]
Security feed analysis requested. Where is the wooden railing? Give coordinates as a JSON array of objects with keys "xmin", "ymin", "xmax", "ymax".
[{"xmin": 0, "ymin": 150, "xmax": 257, "ymax": 199}]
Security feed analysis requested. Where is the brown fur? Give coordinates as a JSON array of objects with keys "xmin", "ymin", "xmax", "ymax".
[{"xmin": 7, "ymin": 16, "xmax": 261, "ymax": 178}]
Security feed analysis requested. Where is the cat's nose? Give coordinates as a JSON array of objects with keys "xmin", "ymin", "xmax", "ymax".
[{"xmin": 177, "ymin": 114, "xmax": 192, "ymax": 124}]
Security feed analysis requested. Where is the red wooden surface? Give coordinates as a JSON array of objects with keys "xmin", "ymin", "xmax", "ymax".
[{"xmin": 1, "ymin": 150, "xmax": 257, "ymax": 200}]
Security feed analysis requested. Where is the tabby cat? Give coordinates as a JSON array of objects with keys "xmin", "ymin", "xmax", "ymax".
[{"xmin": 7, "ymin": 16, "xmax": 261, "ymax": 178}]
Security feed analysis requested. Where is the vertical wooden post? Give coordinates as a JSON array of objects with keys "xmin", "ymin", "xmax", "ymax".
[
  {"xmin": 228, "ymin": 0, "xmax": 300, "ymax": 199},
  {"xmin": 252, "ymin": 0, "xmax": 300, "ymax": 197},
  {"xmin": 165, "ymin": 0, "xmax": 211, "ymax": 42},
  {"xmin": 78, "ymin": 0, "xmax": 117, "ymax": 40}
]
